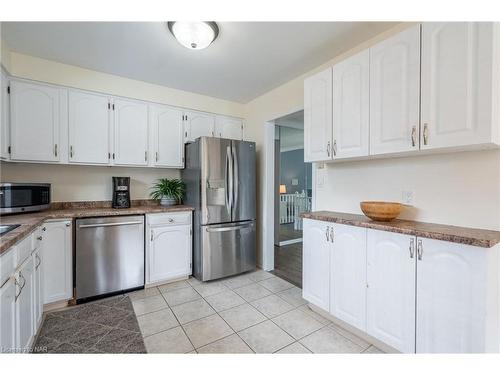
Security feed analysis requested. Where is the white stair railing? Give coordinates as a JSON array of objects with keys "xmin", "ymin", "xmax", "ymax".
[{"xmin": 279, "ymin": 191, "xmax": 312, "ymax": 230}]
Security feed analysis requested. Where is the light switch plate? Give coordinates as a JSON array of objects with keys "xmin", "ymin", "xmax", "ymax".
[{"xmin": 402, "ymin": 190, "xmax": 414, "ymax": 205}]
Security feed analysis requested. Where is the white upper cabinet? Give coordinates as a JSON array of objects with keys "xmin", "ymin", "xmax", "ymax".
[
  {"xmin": 10, "ymin": 80, "xmax": 62, "ymax": 162},
  {"xmin": 332, "ymin": 50, "xmax": 370, "ymax": 159},
  {"xmin": 416, "ymin": 237, "xmax": 490, "ymax": 353},
  {"xmin": 215, "ymin": 115, "xmax": 243, "ymax": 140},
  {"xmin": 330, "ymin": 223, "xmax": 367, "ymax": 331},
  {"xmin": 1, "ymin": 69, "xmax": 9, "ymax": 160},
  {"xmin": 184, "ymin": 110, "xmax": 215, "ymax": 142},
  {"xmin": 149, "ymin": 104, "xmax": 184, "ymax": 168},
  {"xmin": 113, "ymin": 98, "xmax": 149, "ymax": 166},
  {"xmin": 304, "ymin": 68, "xmax": 333, "ymax": 162},
  {"xmin": 302, "ymin": 219, "xmax": 330, "ymax": 311},
  {"xmin": 366, "ymin": 229, "xmax": 416, "ymax": 353},
  {"xmin": 369, "ymin": 25, "xmax": 420, "ymax": 155},
  {"xmin": 421, "ymin": 23, "xmax": 500, "ymax": 150},
  {"xmin": 68, "ymin": 90, "xmax": 111, "ymax": 165}
]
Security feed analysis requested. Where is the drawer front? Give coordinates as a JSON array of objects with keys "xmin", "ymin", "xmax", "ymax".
[
  {"xmin": 147, "ymin": 212, "xmax": 192, "ymax": 227},
  {"xmin": 0, "ymin": 247, "xmax": 17, "ymax": 287},
  {"xmin": 15, "ymin": 235, "xmax": 33, "ymax": 267}
]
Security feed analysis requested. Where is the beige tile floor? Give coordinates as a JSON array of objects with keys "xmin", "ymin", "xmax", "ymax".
[{"xmin": 130, "ymin": 270, "xmax": 384, "ymax": 354}]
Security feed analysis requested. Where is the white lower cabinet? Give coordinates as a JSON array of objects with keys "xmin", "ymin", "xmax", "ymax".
[
  {"xmin": 416, "ymin": 237, "xmax": 492, "ymax": 353},
  {"xmin": 366, "ymin": 229, "xmax": 416, "ymax": 353},
  {"xmin": 32, "ymin": 248, "xmax": 43, "ymax": 329},
  {"xmin": 330, "ymin": 224, "xmax": 367, "ymax": 331},
  {"xmin": 303, "ymin": 221, "xmax": 500, "ymax": 353},
  {"xmin": 0, "ymin": 277, "xmax": 16, "ymax": 353},
  {"xmin": 42, "ymin": 220, "xmax": 73, "ymax": 304},
  {"xmin": 15, "ymin": 256, "xmax": 35, "ymax": 351},
  {"xmin": 146, "ymin": 212, "xmax": 192, "ymax": 285},
  {"xmin": 302, "ymin": 219, "xmax": 330, "ymax": 311}
]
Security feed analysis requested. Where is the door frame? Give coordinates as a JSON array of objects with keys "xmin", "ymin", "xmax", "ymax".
[{"xmin": 261, "ymin": 105, "xmax": 305, "ymax": 271}]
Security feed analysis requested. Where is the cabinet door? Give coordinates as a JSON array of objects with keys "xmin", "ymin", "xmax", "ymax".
[
  {"xmin": 0, "ymin": 278, "xmax": 16, "ymax": 353},
  {"xmin": 68, "ymin": 90, "xmax": 110, "ymax": 164},
  {"xmin": 184, "ymin": 111, "xmax": 215, "ymax": 142},
  {"xmin": 215, "ymin": 115, "xmax": 243, "ymax": 140},
  {"xmin": 150, "ymin": 104, "xmax": 184, "ymax": 168},
  {"xmin": 416, "ymin": 238, "xmax": 487, "ymax": 353},
  {"xmin": 10, "ymin": 80, "xmax": 61, "ymax": 162},
  {"xmin": 1, "ymin": 69, "xmax": 9, "ymax": 160},
  {"xmin": 332, "ymin": 50, "xmax": 369, "ymax": 159},
  {"xmin": 421, "ymin": 23, "xmax": 497, "ymax": 149},
  {"xmin": 147, "ymin": 225, "xmax": 191, "ymax": 284},
  {"xmin": 42, "ymin": 221, "xmax": 72, "ymax": 304},
  {"xmin": 302, "ymin": 219, "xmax": 330, "ymax": 310},
  {"xmin": 370, "ymin": 25, "xmax": 420, "ymax": 155},
  {"xmin": 32, "ymin": 249, "xmax": 43, "ymax": 329},
  {"xmin": 366, "ymin": 229, "xmax": 416, "ymax": 353},
  {"xmin": 113, "ymin": 98, "xmax": 149, "ymax": 166},
  {"xmin": 15, "ymin": 257, "xmax": 34, "ymax": 351},
  {"xmin": 304, "ymin": 68, "xmax": 333, "ymax": 162},
  {"xmin": 330, "ymin": 224, "xmax": 367, "ymax": 331}
]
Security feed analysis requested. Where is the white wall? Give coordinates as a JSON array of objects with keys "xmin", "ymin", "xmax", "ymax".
[
  {"xmin": 244, "ymin": 21, "xmax": 500, "ymax": 266},
  {"xmin": 0, "ymin": 162, "xmax": 180, "ymax": 202},
  {"xmin": 0, "ymin": 44, "xmax": 245, "ymax": 203}
]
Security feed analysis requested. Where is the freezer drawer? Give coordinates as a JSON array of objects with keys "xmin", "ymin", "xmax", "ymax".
[
  {"xmin": 75, "ymin": 215, "xmax": 145, "ymax": 301},
  {"xmin": 199, "ymin": 220, "xmax": 256, "ymax": 281}
]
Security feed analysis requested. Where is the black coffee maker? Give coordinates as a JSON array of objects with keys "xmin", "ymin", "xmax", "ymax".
[{"xmin": 112, "ymin": 177, "xmax": 131, "ymax": 209}]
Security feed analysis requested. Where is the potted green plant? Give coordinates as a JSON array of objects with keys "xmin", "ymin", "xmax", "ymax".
[{"xmin": 150, "ymin": 178, "xmax": 186, "ymax": 206}]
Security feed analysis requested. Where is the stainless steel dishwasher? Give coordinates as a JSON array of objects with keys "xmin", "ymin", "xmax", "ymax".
[{"xmin": 75, "ymin": 215, "xmax": 145, "ymax": 301}]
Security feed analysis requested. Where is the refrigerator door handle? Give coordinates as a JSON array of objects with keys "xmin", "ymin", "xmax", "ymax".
[
  {"xmin": 226, "ymin": 146, "xmax": 234, "ymax": 214},
  {"xmin": 232, "ymin": 145, "xmax": 239, "ymax": 217}
]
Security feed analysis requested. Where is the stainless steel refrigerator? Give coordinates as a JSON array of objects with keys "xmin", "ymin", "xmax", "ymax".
[{"xmin": 182, "ymin": 137, "xmax": 256, "ymax": 281}]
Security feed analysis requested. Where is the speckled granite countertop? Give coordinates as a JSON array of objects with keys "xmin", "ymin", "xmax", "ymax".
[
  {"xmin": 300, "ymin": 211, "xmax": 500, "ymax": 248},
  {"xmin": 0, "ymin": 204, "xmax": 194, "ymax": 256}
]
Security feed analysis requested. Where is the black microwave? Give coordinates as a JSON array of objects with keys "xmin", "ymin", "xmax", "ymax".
[{"xmin": 0, "ymin": 183, "xmax": 51, "ymax": 214}]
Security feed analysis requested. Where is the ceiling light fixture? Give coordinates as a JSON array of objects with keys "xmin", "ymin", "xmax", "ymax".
[{"xmin": 167, "ymin": 22, "xmax": 219, "ymax": 50}]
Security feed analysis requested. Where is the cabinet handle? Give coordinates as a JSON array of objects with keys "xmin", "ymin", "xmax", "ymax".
[
  {"xmin": 155, "ymin": 152, "xmax": 158, "ymax": 162},
  {"xmin": 168, "ymin": 218, "xmax": 174, "ymax": 223},
  {"xmin": 42, "ymin": 227, "xmax": 46, "ymax": 231},
  {"xmin": 145, "ymin": 151, "xmax": 148, "ymax": 162},
  {"xmin": 70, "ymin": 145, "xmax": 74, "ymax": 158},
  {"xmin": 37, "ymin": 236, "xmax": 43, "ymax": 241},
  {"xmin": 65, "ymin": 222, "xmax": 71, "ymax": 227},
  {"xmin": 333, "ymin": 140, "xmax": 337, "ymax": 156},
  {"xmin": 35, "ymin": 254, "xmax": 41, "ymax": 270},
  {"xmin": 15, "ymin": 272, "xmax": 26, "ymax": 301},
  {"xmin": 411, "ymin": 126, "xmax": 416, "ymax": 147},
  {"xmin": 150, "ymin": 230, "xmax": 154, "ymax": 242},
  {"xmin": 54, "ymin": 144, "xmax": 58, "ymax": 157},
  {"xmin": 423, "ymin": 124, "xmax": 429, "ymax": 145},
  {"xmin": 326, "ymin": 141, "xmax": 331, "ymax": 157},
  {"xmin": 325, "ymin": 227, "xmax": 330, "ymax": 242},
  {"xmin": 329, "ymin": 227, "xmax": 334, "ymax": 243},
  {"xmin": 417, "ymin": 239, "xmax": 423, "ymax": 260},
  {"xmin": 409, "ymin": 238, "xmax": 415, "ymax": 258}
]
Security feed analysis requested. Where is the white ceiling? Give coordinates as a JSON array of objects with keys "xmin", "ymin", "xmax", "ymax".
[{"xmin": 1, "ymin": 22, "xmax": 396, "ymax": 103}]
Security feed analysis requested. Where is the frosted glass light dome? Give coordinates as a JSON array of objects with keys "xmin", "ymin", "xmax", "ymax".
[{"xmin": 167, "ymin": 22, "xmax": 219, "ymax": 50}]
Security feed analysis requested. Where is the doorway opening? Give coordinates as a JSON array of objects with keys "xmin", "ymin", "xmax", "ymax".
[{"xmin": 272, "ymin": 110, "xmax": 312, "ymax": 287}]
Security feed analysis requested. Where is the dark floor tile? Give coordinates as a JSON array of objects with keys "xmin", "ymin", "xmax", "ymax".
[
  {"xmin": 93, "ymin": 307, "xmax": 131, "ymax": 327},
  {"xmin": 47, "ymin": 307, "xmax": 83, "ymax": 321},
  {"xmin": 67, "ymin": 323, "xmax": 112, "ymax": 348},
  {"xmin": 74, "ymin": 304, "xmax": 113, "ymax": 323},
  {"xmin": 116, "ymin": 312, "xmax": 141, "ymax": 332},
  {"xmin": 52, "ymin": 342, "xmax": 83, "ymax": 354},
  {"xmin": 43, "ymin": 318, "xmax": 88, "ymax": 342},
  {"xmin": 38, "ymin": 316, "xmax": 78, "ymax": 337},
  {"xmin": 33, "ymin": 336, "xmax": 60, "ymax": 353},
  {"xmin": 93, "ymin": 328, "xmax": 139, "ymax": 353},
  {"xmin": 123, "ymin": 336, "xmax": 147, "ymax": 353}
]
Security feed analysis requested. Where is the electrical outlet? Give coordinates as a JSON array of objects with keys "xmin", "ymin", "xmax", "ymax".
[{"xmin": 402, "ymin": 190, "xmax": 414, "ymax": 205}]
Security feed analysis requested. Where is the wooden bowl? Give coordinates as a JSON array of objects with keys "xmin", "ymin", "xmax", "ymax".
[{"xmin": 360, "ymin": 201, "xmax": 403, "ymax": 222}]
